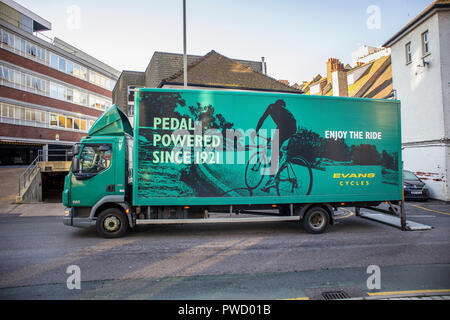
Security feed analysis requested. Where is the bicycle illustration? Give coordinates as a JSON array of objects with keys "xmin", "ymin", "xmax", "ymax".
[{"xmin": 244, "ymin": 135, "xmax": 313, "ymax": 196}]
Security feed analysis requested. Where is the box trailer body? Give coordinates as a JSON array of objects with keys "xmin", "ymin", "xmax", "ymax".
[{"xmin": 63, "ymin": 89, "xmax": 403, "ymax": 237}]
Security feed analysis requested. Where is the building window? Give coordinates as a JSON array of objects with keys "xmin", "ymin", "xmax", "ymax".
[
  {"xmin": 59, "ymin": 57, "xmax": 66, "ymax": 73},
  {"xmin": 67, "ymin": 61, "xmax": 74, "ymax": 75},
  {"xmin": 0, "ymin": 102, "xmax": 92, "ymax": 132},
  {"xmin": 405, "ymin": 42, "xmax": 412, "ymax": 64},
  {"xmin": 66, "ymin": 117, "xmax": 73, "ymax": 129},
  {"xmin": 127, "ymin": 86, "xmax": 143, "ymax": 116},
  {"xmin": 49, "ymin": 114, "xmax": 58, "ymax": 127},
  {"xmin": 58, "ymin": 115, "xmax": 66, "ymax": 128},
  {"xmin": 50, "ymin": 53, "xmax": 59, "ymax": 69},
  {"xmin": 73, "ymin": 64, "xmax": 87, "ymax": 80},
  {"xmin": 20, "ymin": 15, "xmax": 33, "ymax": 33},
  {"xmin": 422, "ymin": 30, "xmax": 430, "ymax": 56}
]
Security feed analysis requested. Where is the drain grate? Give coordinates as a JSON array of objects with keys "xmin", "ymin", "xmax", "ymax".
[{"xmin": 321, "ymin": 290, "xmax": 351, "ymax": 300}]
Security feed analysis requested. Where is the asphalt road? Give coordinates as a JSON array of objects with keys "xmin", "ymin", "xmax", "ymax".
[{"xmin": 0, "ymin": 201, "xmax": 449, "ymax": 300}]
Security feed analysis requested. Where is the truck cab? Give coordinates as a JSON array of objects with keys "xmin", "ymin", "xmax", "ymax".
[{"xmin": 63, "ymin": 105, "xmax": 134, "ymax": 237}]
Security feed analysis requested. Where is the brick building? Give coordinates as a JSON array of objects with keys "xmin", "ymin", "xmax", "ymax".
[
  {"xmin": 112, "ymin": 50, "xmax": 298, "ymax": 121},
  {"xmin": 0, "ymin": 0, "xmax": 120, "ymax": 165},
  {"xmin": 300, "ymin": 48, "xmax": 393, "ymax": 100}
]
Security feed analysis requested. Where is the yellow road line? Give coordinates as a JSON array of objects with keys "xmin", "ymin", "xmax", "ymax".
[
  {"xmin": 367, "ymin": 289, "xmax": 450, "ymax": 296},
  {"xmin": 411, "ymin": 204, "xmax": 450, "ymax": 216},
  {"xmin": 285, "ymin": 297, "xmax": 310, "ymax": 300},
  {"xmin": 335, "ymin": 208, "xmax": 354, "ymax": 219}
]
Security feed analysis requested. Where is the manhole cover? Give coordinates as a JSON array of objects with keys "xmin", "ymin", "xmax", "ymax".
[{"xmin": 321, "ymin": 290, "xmax": 351, "ymax": 300}]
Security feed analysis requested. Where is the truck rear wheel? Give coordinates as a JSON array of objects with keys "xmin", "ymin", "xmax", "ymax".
[
  {"xmin": 302, "ymin": 206, "xmax": 329, "ymax": 234},
  {"xmin": 96, "ymin": 208, "xmax": 128, "ymax": 238}
]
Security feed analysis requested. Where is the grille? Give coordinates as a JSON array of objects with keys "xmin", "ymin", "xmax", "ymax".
[{"xmin": 321, "ymin": 291, "xmax": 351, "ymax": 300}]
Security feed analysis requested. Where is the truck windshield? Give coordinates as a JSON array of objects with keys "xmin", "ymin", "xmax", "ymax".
[{"xmin": 79, "ymin": 145, "xmax": 111, "ymax": 174}]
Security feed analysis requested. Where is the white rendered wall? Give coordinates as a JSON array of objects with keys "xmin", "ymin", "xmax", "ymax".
[{"xmin": 390, "ymin": 12, "xmax": 449, "ymax": 201}]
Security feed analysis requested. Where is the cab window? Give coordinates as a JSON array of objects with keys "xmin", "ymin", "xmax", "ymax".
[{"xmin": 79, "ymin": 145, "xmax": 112, "ymax": 174}]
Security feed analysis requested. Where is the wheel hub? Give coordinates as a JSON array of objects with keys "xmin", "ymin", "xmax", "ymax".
[
  {"xmin": 309, "ymin": 212, "xmax": 325, "ymax": 229},
  {"xmin": 104, "ymin": 216, "xmax": 120, "ymax": 232}
]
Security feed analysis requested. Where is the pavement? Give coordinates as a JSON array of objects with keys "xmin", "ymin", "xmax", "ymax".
[
  {"xmin": 0, "ymin": 166, "xmax": 25, "ymax": 204},
  {"xmin": 0, "ymin": 202, "xmax": 64, "ymax": 217}
]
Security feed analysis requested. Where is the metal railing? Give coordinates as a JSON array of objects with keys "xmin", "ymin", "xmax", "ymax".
[
  {"xmin": 18, "ymin": 155, "xmax": 40, "ymax": 197},
  {"xmin": 18, "ymin": 149, "xmax": 72, "ymax": 196}
]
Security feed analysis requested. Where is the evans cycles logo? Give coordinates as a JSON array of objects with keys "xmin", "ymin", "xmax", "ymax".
[{"xmin": 333, "ymin": 172, "xmax": 376, "ymax": 186}]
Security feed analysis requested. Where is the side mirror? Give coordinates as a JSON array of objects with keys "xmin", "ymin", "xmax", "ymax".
[
  {"xmin": 73, "ymin": 143, "xmax": 81, "ymax": 156},
  {"xmin": 72, "ymin": 157, "xmax": 80, "ymax": 173}
]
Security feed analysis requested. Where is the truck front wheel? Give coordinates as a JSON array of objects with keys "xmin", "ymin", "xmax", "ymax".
[
  {"xmin": 302, "ymin": 206, "xmax": 329, "ymax": 234},
  {"xmin": 96, "ymin": 208, "xmax": 128, "ymax": 238}
]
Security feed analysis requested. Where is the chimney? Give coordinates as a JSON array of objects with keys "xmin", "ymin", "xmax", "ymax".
[
  {"xmin": 326, "ymin": 58, "xmax": 344, "ymax": 84},
  {"xmin": 261, "ymin": 57, "xmax": 267, "ymax": 75},
  {"xmin": 332, "ymin": 68, "xmax": 348, "ymax": 97}
]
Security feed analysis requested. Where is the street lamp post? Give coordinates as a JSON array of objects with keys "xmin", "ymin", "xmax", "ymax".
[{"xmin": 183, "ymin": 0, "xmax": 187, "ymax": 88}]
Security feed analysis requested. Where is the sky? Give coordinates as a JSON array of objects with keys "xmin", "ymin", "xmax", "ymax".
[{"xmin": 16, "ymin": 0, "xmax": 433, "ymax": 84}]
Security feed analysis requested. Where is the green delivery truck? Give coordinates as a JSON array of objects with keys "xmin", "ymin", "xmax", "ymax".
[{"xmin": 63, "ymin": 88, "xmax": 403, "ymax": 238}]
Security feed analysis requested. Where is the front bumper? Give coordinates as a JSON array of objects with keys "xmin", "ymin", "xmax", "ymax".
[
  {"xmin": 63, "ymin": 207, "xmax": 96, "ymax": 228},
  {"xmin": 404, "ymin": 188, "xmax": 428, "ymax": 200}
]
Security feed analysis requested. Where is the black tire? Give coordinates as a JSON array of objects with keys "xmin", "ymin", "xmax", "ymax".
[
  {"xmin": 96, "ymin": 208, "xmax": 128, "ymax": 238},
  {"xmin": 302, "ymin": 206, "xmax": 329, "ymax": 234}
]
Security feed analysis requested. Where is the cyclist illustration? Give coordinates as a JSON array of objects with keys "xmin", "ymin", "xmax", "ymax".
[{"xmin": 251, "ymin": 99, "xmax": 297, "ymax": 193}]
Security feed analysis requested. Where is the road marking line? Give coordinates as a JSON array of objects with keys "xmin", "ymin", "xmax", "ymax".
[
  {"xmin": 0, "ymin": 238, "xmax": 136, "ymax": 288},
  {"xmin": 407, "ymin": 215, "xmax": 436, "ymax": 218},
  {"xmin": 367, "ymin": 289, "xmax": 450, "ymax": 296},
  {"xmin": 336, "ymin": 208, "xmax": 354, "ymax": 219},
  {"xmin": 411, "ymin": 204, "xmax": 450, "ymax": 216},
  {"xmin": 285, "ymin": 297, "xmax": 310, "ymax": 300}
]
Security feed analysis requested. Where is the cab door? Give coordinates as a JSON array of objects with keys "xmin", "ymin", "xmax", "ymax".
[{"xmin": 69, "ymin": 143, "xmax": 115, "ymax": 207}]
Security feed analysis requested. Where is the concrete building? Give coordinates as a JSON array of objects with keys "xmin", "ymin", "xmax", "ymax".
[
  {"xmin": 0, "ymin": 0, "xmax": 120, "ymax": 166},
  {"xmin": 112, "ymin": 50, "xmax": 299, "ymax": 121},
  {"xmin": 383, "ymin": 0, "xmax": 450, "ymax": 201}
]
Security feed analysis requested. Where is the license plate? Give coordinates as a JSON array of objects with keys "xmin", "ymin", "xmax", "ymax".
[{"xmin": 411, "ymin": 191, "xmax": 422, "ymax": 195}]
